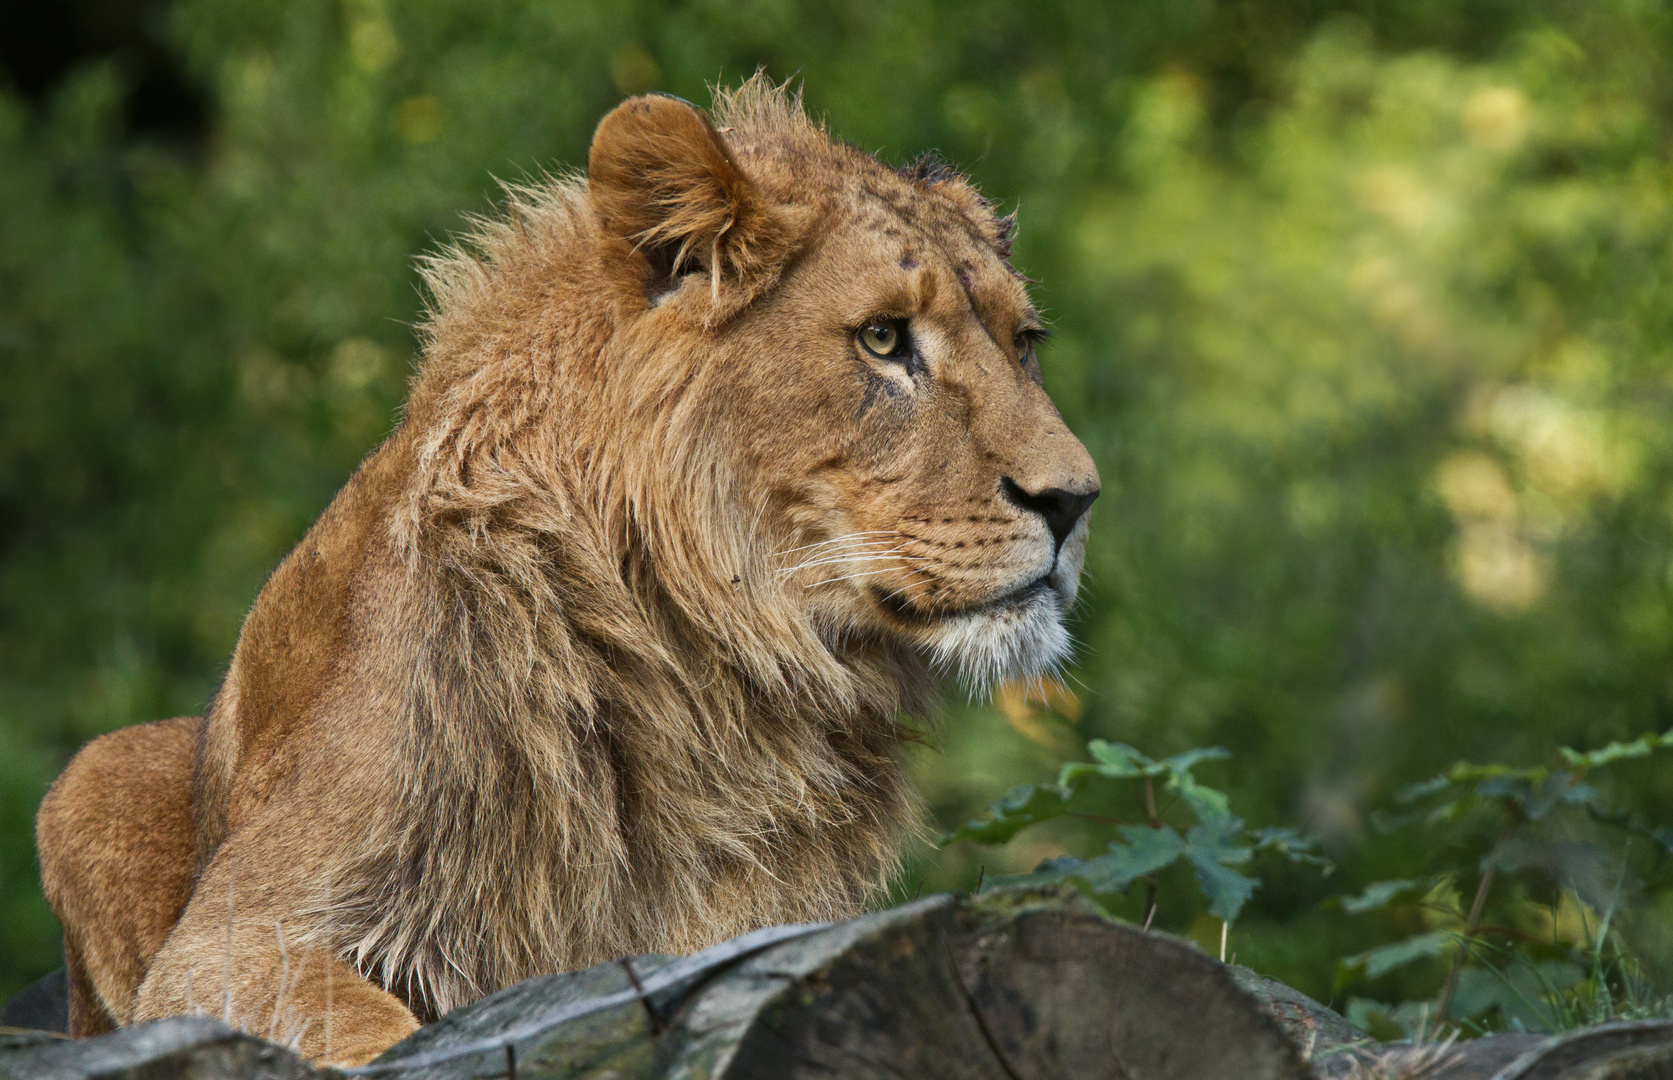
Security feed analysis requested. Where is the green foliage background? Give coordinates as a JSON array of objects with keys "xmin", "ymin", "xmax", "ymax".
[{"xmin": 5, "ymin": 0, "xmax": 1673, "ymax": 1011}]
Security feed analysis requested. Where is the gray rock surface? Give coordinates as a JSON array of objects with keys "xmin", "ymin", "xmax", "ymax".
[
  {"xmin": 0, "ymin": 969, "xmax": 67, "ymax": 1035},
  {"xmin": 0, "ymin": 1015, "xmax": 314, "ymax": 1080}
]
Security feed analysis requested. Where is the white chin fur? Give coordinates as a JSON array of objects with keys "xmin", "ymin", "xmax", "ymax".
[
  {"xmin": 928, "ymin": 519, "xmax": 1087, "ymax": 692},
  {"xmin": 925, "ymin": 586, "xmax": 1072, "ymax": 692}
]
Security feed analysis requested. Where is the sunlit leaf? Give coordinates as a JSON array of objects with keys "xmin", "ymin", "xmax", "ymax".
[
  {"xmin": 1448, "ymin": 762, "xmax": 1549, "ymax": 785},
  {"xmin": 1084, "ymin": 740, "xmax": 1160, "ymax": 777},
  {"xmin": 1163, "ymin": 746, "xmax": 1232, "ymax": 772},
  {"xmin": 1167, "ymin": 770, "xmax": 1233, "ymax": 822},
  {"xmin": 1560, "ymin": 730, "xmax": 1673, "ymax": 771}
]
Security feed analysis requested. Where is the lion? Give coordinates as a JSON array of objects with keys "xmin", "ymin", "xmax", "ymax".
[{"xmin": 34, "ymin": 79, "xmax": 1098, "ymax": 1066}]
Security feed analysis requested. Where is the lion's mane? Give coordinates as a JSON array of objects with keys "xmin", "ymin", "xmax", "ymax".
[{"xmin": 191, "ymin": 82, "xmax": 936, "ymax": 1018}]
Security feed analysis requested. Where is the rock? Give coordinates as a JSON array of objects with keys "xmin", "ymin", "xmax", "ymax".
[
  {"xmin": 1299, "ymin": 1021, "xmax": 1673, "ymax": 1079},
  {"xmin": 1, "ymin": 969, "xmax": 68, "ymax": 1035},
  {"xmin": 1421, "ymin": 1019, "xmax": 1673, "ymax": 1080},
  {"xmin": 0, "ymin": 1015, "xmax": 314, "ymax": 1079},
  {"xmin": 1227, "ymin": 964, "xmax": 1380, "ymax": 1075}
]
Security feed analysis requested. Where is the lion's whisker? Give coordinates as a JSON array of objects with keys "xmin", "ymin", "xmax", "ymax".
[
  {"xmin": 771, "ymin": 531, "xmax": 901, "ymax": 558},
  {"xmin": 773, "ymin": 549, "xmax": 908, "ymax": 573},
  {"xmin": 777, "ymin": 541, "xmax": 908, "ymax": 562},
  {"xmin": 779, "ymin": 556, "xmax": 927, "ymax": 579},
  {"xmin": 802, "ymin": 565, "xmax": 924, "ymax": 588},
  {"xmin": 775, "ymin": 548, "xmax": 919, "ymax": 575},
  {"xmin": 773, "ymin": 537, "xmax": 905, "ymax": 560}
]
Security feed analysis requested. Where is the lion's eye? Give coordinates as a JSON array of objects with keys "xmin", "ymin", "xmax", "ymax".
[
  {"xmin": 1015, "ymin": 327, "xmax": 1048, "ymax": 366},
  {"xmin": 858, "ymin": 320, "xmax": 907, "ymax": 359}
]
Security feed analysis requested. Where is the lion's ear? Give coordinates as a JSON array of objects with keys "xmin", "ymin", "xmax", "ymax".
[{"xmin": 589, "ymin": 94, "xmax": 797, "ymax": 325}]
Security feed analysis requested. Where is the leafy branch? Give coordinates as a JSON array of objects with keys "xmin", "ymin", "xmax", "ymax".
[{"xmin": 939, "ymin": 741, "xmax": 1328, "ymax": 925}]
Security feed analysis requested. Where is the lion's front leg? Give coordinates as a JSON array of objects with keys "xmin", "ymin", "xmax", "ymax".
[
  {"xmin": 36, "ymin": 716, "xmax": 203, "ymax": 1034},
  {"xmin": 135, "ymin": 844, "xmax": 420, "ymax": 1067}
]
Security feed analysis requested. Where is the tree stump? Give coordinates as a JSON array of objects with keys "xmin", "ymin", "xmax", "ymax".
[
  {"xmin": 365, "ymin": 888, "xmax": 1308, "ymax": 1079},
  {"xmin": 6, "ymin": 888, "xmax": 1673, "ymax": 1079}
]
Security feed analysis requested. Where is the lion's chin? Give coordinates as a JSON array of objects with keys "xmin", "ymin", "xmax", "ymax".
[{"xmin": 923, "ymin": 582, "xmax": 1073, "ymax": 692}]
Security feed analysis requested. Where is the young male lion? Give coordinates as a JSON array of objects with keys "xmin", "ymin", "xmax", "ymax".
[{"xmin": 35, "ymin": 79, "xmax": 1098, "ymax": 1065}]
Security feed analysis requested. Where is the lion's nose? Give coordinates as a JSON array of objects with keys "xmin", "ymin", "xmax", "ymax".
[{"xmin": 1000, "ymin": 477, "xmax": 1099, "ymax": 552}]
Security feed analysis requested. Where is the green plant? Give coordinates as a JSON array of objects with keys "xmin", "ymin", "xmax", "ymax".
[
  {"xmin": 939, "ymin": 741, "xmax": 1329, "ymax": 930},
  {"xmin": 1336, "ymin": 730, "xmax": 1673, "ymax": 1037}
]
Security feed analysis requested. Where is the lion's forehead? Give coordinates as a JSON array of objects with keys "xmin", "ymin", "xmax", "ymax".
[
  {"xmin": 735, "ymin": 131, "xmax": 1032, "ymax": 327},
  {"xmin": 840, "ymin": 193, "xmax": 1030, "ymax": 326}
]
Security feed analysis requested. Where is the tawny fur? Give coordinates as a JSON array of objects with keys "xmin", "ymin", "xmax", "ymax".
[{"xmin": 36, "ymin": 78, "xmax": 1098, "ymax": 1066}]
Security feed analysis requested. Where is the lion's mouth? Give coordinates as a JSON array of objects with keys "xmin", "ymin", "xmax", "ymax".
[{"xmin": 871, "ymin": 575, "xmax": 1056, "ymax": 624}]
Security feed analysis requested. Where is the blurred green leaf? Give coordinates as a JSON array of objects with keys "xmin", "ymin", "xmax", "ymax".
[
  {"xmin": 1167, "ymin": 766, "xmax": 1233, "ymax": 823},
  {"xmin": 1341, "ymin": 931, "xmax": 1456, "ymax": 980},
  {"xmin": 939, "ymin": 782, "xmax": 1073, "ymax": 846},
  {"xmin": 1083, "ymin": 740, "xmax": 1160, "ymax": 776},
  {"xmin": 1185, "ymin": 816, "xmax": 1260, "ymax": 921},
  {"xmin": 1080, "ymin": 824, "xmax": 1189, "ymax": 892},
  {"xmin": 1250, "ymin": 826, "xmax": 1332, "ymax": 869},
  {"xmin": 1338, "ymin": 878, "xmax": 1431, "ymax": 914},
  {"xmin": 1561, "ymin": 730, "xmax": 1673, "ymax": 771}
]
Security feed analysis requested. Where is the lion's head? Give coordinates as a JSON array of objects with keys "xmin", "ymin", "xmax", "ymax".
[{"xmin": 576, "ymin": 82, "xmax": 1099, "ymax": 691}]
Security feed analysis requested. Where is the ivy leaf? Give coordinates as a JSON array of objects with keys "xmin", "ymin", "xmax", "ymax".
[
  {"xmin": 1555, "ymin": 779, "xmax": 1604, "ymax": 810},
  {"xmin": 1081, "ymin": 740, "xmax": 1160, "ymax": 777},
  {"xmin": 1250, "ymin": 826, "xmax": 1331, "ymax": 869},
  {"xmin": 1469, "ymin": 771, "xmax": 1603, "ymax": 821},
  {"xmin": 1187, "ymin": 815, "xmax": 1253, "ymax": 862},
  {"xmin": 992, "ymin": 826, "xmax": 1188, "ymax": 897},
  {"xmin": 1078, "ymin": 825, "xmax": 1189, "ymax": 892},
  {"xmin": 1339, "ymin": 930, "xmax": 1455, "ymax": 980},
  {"xmin": 1185, "ymin": 816, "xmax": 1258, "ymax": 921},
  {"xmin": 1167, "ymin": 767, "xmax": 1233, "ymax": 822},
  {"xmin": 938, "ymin": 782, "xmax": 1071, "ymax": 846},
  {"xmin": 1424, "ymin": 798, "xmax": 1472, "ymax": 825},
  {"xmin": 1189, "ymin": 857, "xmax": 1259, "ymax": 923},
  {"xmin": 1641, "ymin": 823, "xmax": 1673, "ymax": 856},
  {"xmin": 1026, "ymin": 818, "xmax": 1268, "ymax": 920},
  {"xmin": 1518, "ymin": 773, "xmax": 1601, "ymax": 820},
  {"xmin": 1163, "ymin": 746, "xmax": 1233, "ymax": 773},
  {"xmin": 1395, "ymin": 774, "xmax": 1453, "ymax": 804},
  {"xmin": 1475, "ymin": 774, "xmax": 1547, "ymax": 819},
  {"xmin": 989, "ymin": 854, "xmax": 1092, "ymax": 891},
  {"xmin": 1337, "ymin": 878, "xmax": 1429, "ymax": 914},
  {"xmin": 1068, "ymin": 741, "xmax": 1234, "ymax": 824}
]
